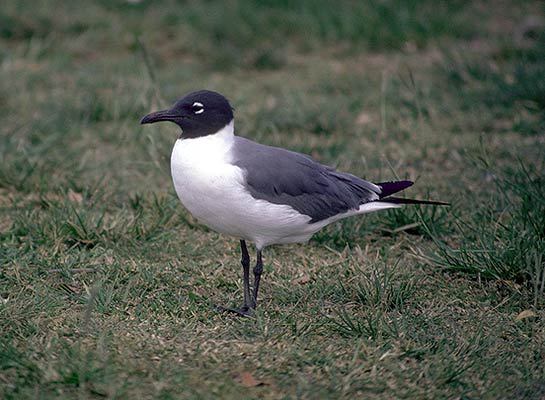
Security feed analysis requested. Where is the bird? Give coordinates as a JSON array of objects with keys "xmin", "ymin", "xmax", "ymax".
[{"xmin": 141, "ymin": 90, "xmax": 447, "ymax": 316}]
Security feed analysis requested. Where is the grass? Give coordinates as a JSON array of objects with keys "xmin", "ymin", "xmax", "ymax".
[
  {"xmin": 430, "ymin": 159, "xmax": 545, "ymax": 293},
  {"xmin": 1, "ymin": 0, "xmax": 545, "ymax": 398}
]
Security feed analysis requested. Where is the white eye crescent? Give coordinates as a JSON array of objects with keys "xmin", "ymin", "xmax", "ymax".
[{"xmin": 192, "ymin": 102, "xmax": 204, "ymax": 114}]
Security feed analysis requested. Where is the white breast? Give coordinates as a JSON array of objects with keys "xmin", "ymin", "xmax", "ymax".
[{"xmin": 170, "ymin": 122, "xmax": 313, "ymax": 249}]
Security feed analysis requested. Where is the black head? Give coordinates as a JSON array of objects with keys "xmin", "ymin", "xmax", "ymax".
[{"xmin": 141, "ymin": 90, "xmax": 234, "ymax": 138}]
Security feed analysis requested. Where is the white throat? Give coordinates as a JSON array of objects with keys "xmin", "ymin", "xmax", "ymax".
[
  {"xmin": 172, "ymin": 119, "xmax": 235, "ymax": 162},
  {"xmin": 171, "ymin": 119, "xmax": 235, "ymax": 173},
  {"xmin": 182, "ymin": 119, "xmax": 234, "ymax": 142}
]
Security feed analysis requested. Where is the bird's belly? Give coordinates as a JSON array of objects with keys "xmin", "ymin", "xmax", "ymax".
[
  {"xmin": 170, "ymin": 140, "xmax": 313, "ymax": 248},
  {"xmin": 171, "ymin": 164, "xmax": 248, "ymax": 235}
]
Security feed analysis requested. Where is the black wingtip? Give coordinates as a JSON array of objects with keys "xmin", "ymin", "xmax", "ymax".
[
  {"xmin": 381, "ymin": 196, "xmax": 450, "ymax": 206},
  {"xmin": 376, "ymin": 180, "xmax": 414, "ymax": 198}
]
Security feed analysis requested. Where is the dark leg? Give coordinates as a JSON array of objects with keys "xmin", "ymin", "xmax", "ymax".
[
  {"xmin": 252, "ymin": 250, "xmax": 263, "ymax": 306},
  {"xmin": 240, "ymin": 240, "xmax": 252, "ymax": 310},
  {"xmin": 216, "ymin": 240, "xmax": 253, "ymax": 317}
]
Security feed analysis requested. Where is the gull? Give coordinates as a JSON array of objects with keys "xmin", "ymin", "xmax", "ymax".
[{"xmin": 141, "ymin": 90, "xmax": 447, "ymax": 315}]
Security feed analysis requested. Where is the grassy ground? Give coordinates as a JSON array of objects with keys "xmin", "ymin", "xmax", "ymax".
[{"xmin": 1, "ymin": 0, "xmax": 545, "ymax": 398}]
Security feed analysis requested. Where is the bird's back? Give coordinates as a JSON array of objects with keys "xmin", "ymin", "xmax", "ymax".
[{"xmin": 232, "ymin": 136, "xmax": 382, "ymax": 223}]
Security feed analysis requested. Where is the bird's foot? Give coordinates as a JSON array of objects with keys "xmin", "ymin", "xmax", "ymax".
[{"xmin": 214, "ymin": 304, "xmax": 255, "ymax": 318}]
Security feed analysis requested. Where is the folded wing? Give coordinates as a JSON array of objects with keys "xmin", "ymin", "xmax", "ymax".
[{"xmin": 233, "ymin": 137, "xmax": 387, "ymax": 223}]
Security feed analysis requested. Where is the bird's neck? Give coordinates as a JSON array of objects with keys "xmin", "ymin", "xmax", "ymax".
[
  {"xmin": 173, "ymin": 120, "xmax": 236, "ymax": 164},
  {"xmin": 214, "ymin": 120, "xmax": 235, "ymax": 140},
  {"xmin": 180, "ymin": 119, "xmax": 234, "ymax": 141}
]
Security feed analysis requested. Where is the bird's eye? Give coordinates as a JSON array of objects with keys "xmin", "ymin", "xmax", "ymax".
[{"xmin": 192, "ymin": 102, "xmax": 204, "ymax": 114}]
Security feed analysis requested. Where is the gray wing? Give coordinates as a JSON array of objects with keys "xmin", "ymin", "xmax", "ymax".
[{"xmin": 232, "ymin": 137, "xmax": 381, "ymax": 223}]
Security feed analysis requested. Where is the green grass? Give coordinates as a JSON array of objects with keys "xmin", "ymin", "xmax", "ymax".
[
  {"xmin": 431, "ymin": 160, "xmax": 545, "ymax": 292},
  {"xmin": 1, "ymin": 0, "xmax": 545, "ymax": 398}
]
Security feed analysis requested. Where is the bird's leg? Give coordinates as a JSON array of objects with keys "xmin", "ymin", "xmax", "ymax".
[
  {"xmin": 240, "ymin": 239, "xmax": 253, "ymax": 311},
  {"xmin": 252, "ymin": 250, "xmax": 263, "ymax": 307},
  {"xmin": 217, "ymin": 240, "xmax": 253, "ymax": 317}
]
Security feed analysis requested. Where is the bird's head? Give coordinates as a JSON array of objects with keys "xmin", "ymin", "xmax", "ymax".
[{"xmin": 141, "ymin": 90, "xmax": 234, "ymax": 138}]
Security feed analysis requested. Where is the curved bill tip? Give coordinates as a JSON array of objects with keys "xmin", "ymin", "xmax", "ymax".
[{"xmin": 140, "ymin": 109, "xmax": 174, "ymax": 125}]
